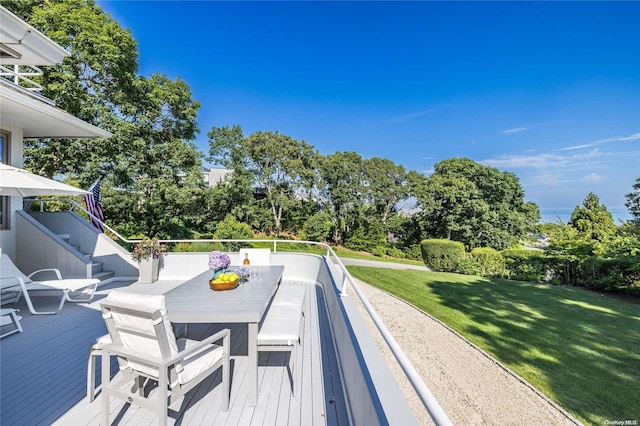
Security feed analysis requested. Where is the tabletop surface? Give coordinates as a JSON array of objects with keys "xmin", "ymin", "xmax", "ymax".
[{"xmin": 164, "ymin": 265, "xmax": 284, "ymax": 323}]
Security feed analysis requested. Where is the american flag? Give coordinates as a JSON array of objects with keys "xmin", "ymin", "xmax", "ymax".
[{"xmin": 84, "ymin": 179, "xmax": 105, "ymax": 232}]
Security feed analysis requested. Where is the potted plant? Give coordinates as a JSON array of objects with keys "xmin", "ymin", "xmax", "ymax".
[{"xmin": 131, "ymin": 237, "xmax": 166, "ymax": 283}]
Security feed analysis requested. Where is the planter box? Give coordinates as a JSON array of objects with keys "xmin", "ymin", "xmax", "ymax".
[{"xmin": 138, "ymin": 258, "xmax": 159, "ymax": 284}]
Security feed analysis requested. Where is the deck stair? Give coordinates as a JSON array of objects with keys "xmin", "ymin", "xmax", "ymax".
[{"xmin": 57, "ymin": 233, "xmax": 115, "ymax": 283}]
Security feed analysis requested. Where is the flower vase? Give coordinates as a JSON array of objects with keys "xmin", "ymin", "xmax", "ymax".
[
  {"xmin": 139, "ymin": 258, "xmax": 159, "ymax": 284},
  {"xmin": 213, "ymin": 268, "xmax": 224, "ymax": 279}
]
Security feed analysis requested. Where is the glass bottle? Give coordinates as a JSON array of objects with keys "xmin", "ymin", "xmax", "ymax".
[{"xmin": 243, "ymin": 253, "xmax": 250, "ymax": 266}]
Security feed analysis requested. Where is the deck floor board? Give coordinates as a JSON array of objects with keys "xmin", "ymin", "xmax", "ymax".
[{"xmin": 0, "ymin": 280, "xmax": 350, "ymax": 426}]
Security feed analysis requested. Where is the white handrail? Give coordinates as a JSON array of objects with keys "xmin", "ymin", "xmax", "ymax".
[{"xmin": 30, "ymin": 197, "xmax": 452, "ymax": 425}]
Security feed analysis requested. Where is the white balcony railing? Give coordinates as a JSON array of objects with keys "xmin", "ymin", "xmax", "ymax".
[{"xmin": 0, "ymin": 64, "xmax": 44, "ymax": 92}]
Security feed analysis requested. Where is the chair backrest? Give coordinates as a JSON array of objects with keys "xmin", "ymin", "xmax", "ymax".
[
  {"xmin": 0, "ymin": 254, "xmax": 33, "ymax": 288},
  {"xmin": 101, "ymin": 291, "xmax": 179, "ymax": 380},
  {"xmin": 239, "ymin": 248, "xmax": 271, "ymax": 266}
]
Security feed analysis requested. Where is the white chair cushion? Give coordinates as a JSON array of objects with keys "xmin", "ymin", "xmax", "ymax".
[
  {"xmin": 258, "ymin": 303, "xmax": 302, "ymax": 346},
  {"xmin": 271, "ymin": 285, "xmax": 306, "ymax": 308},
  {"xmin": 176, "ymin": 338, "xmax": 225, "ymax": 385},
  {"xmin": 26, "ymin": 278, "xmax": 99, "ymax": 292},
  {"xmin": 104, "ymin": 291, "xmax": 180, "ymax": 378}
]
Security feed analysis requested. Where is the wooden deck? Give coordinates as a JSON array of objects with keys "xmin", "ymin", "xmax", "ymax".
[{"xmin": 0, "ymin": 279, "xmax": 350, "ymax": 425}]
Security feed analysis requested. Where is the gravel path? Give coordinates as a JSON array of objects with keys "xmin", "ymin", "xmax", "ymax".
[{"xmin": 344, "ymin": 264, "xmax": 582, "ymax": 426}]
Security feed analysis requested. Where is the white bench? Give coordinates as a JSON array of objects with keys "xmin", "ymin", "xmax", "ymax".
[
  {"xmin": 0, "ymin": 308, "xmax": 23, "ymax": 338},
  {"xmin": 257, "ymin": 283, "xmax": 306, "ymax": 396}
]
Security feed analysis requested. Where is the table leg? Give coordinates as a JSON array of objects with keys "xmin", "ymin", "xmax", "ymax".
[{"xmin": 248, "ymin": 322, "xmax": 258, "ymax": 406}]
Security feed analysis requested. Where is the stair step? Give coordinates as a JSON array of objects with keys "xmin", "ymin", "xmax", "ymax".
[
  {"xmin": 91, "ymin": 262, "xmax": 103, "ymax": 275},
  {"xmin": 93, "ymin": 271, "xmax": 114, "ymax": 282}
]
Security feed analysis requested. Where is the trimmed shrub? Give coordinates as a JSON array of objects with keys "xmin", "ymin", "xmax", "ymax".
[
  {"xmin": 502, "ymin": 249, "xmax": 548, "ymax": 282},
  {"xmin": 420, "ymin": 239, "xmax": 466, "ymax": 272},
  {"xmin": 457, "ymin": 255, "xmax": 482, "ymax": 276},
  {"xmin": 471, "ymin": 247, "xmax": 505, "ymax": 276}
]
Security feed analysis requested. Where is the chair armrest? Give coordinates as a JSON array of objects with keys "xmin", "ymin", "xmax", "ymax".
[
  {"xmin": 167, "ymin": 328, "xmax": 230, "ymax": 365},
  {"xmin": 28, "ymin": 268, "xmax": 62, "ymax": 280},
  {"xmin": 162, "ymin": 328, "xmax": 230, "ymax": 367},
  {"xmin": 103, "ymin": 328, "xmax": 230, "ymax": 370}
]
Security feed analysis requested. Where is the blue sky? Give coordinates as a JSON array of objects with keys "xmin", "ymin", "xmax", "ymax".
[{"xmin": 97, "ymin": 1, "xmax": 639, "ymax": 222}]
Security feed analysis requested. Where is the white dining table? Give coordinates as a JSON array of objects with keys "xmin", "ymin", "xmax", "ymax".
[{"xmin": 163, "ymin": 265, "xmax": 284, "ymax": 406}]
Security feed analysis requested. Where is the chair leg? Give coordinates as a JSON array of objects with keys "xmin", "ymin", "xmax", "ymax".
[
  {"xmin": 291, "ymin": 346, "xmax": 297, "ymax": 397},
  {"xmin": 87, "ymin": 348, "xmax": 98, "ymax": 402},
  {"xmin": 222, "ymin": 354, "xmax": 230, "ymax": 411},
  {"xmin": 158, "ymin": 372, "xmax": 169, "ymax": 426},
  {"xmin": 102, "ymin": 350, "xmax": 111, "ymax": 425},
  {"xmin": 296, "ymin": 339, "xmax": 303, "ymax": 398}
]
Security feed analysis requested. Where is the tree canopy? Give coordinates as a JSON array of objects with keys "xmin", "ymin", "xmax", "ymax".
[
  {"xmin": 410, "ymin": 158, "xmax": 540, "ymax": 250},
  {"xmin": 6, "ymin": 0, "xmax": 206, "ymax": 239},
  {"xmin": 569, "ymin": 193, "xmax": 616, "ymax": 244}
]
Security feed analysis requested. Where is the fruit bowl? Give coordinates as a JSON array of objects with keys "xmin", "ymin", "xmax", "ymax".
[{"xmin": 209, "ymin": 278, "xmax": 239, "ymax": 291}]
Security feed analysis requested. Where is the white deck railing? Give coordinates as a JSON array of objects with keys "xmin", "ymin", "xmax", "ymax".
[{"xmin": 29, "ymin": 197, "xmax": 453, "ymax": 425}]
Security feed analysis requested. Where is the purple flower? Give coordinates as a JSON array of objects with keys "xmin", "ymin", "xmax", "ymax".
[
  {"xmin": 233, "ymin": 266, "xmax": 249, "ymax": 279},
  {"xmin": 208, "ymin": 251, "xmax": 230, "ymax": 270}
]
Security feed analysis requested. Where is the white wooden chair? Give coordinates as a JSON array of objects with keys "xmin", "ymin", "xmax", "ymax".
[
  {"xmin": 0, "ymin": 254, "xmax": 99, "ymax": 315},
  {"xmin": 257, "ymin": 283, "xmax": 306, "ymax": 396},
  {"xmin": 239, "ymin": 248, "xmax": 271, "ymax": 266},
  {"xmin": 99, "ymin": 291, "xmax": 230, "ymax": 426}
]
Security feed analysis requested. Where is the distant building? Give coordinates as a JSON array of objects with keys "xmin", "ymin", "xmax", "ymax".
[
  {"xmin": 206, "ymin": 167, "xmax": 233, "ymax": 187},
  {"xmin": 202, "ymin": 168, "xmax": 265, "ymax": 198}
]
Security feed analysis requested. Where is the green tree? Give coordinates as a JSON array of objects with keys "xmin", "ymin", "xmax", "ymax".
[
  {"xmin": 209, "ymin": 127, "xmax": 318, "ymax": 236},
  {"xmin": 8, "ymin": 0, "xmax": 138, "ymax": 179},
  {"xmin": 362, "ymin": 157, "xmax": 409, "ymax": 225},
  {"xmin": 318, "ymin": 151, "xmax": 365, "ymax": 245},
  {"xmin": 206, "ymin": 125, "xmax": 257, "ymax": 227},
  {"xmin": 569, "ymin": 193, "xmax": 616, "ymax": 243},
  {"xmin": 8, "ymin": 1, "xmax": 207, "ymax": 239},
  {"xmin": 244, "ymin": 131, "xmax": 318, "ymax": 236},
  {"xmin": 625, "ymin": 177, "xmax": 640, "ymax": 225},
  {"xmin": 411, "ymin": 158, "xmax": 539, "ymax": 249},
  {"xmin": 302, "ymin": 212, "xmax": 333, "ymax": 243}
]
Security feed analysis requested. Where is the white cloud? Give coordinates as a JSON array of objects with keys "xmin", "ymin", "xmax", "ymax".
[
  {"xmin": 387, "ymin": 104, "xmax": 452, "ymax": 124},
  {"xmin": 501, "ymin": 127, "xmax": 528, "ymax": 135},
  {"xmin": 482, "ymin": 149, "xmax": 602, "ymax": 169},
  {"xmin": 389, "ymin": 109, "xmax": 435, "ymax": 123},
  {"xmin": 559, "ymin": 131, "xmax": 640, "ymax": 151}
]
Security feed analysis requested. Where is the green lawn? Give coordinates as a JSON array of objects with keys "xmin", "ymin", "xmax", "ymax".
[{"xmin": 347, "ymin": 266, "xmax": 640, "ymax": 425}]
